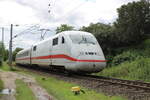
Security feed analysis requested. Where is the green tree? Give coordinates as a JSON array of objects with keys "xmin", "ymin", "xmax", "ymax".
[
  {"xmin": 0, "ymin": 42, "xmax": 5, "ymax": 65},
  {"xmin": 0, "ymin": 41, "xmax": 5, "ymax": 57},
  {"xmin": 114, "ymin": 0, "xmax": 150, "ymax": 44},
  {"xmin": 0, "ymin": 42, "xmax": 4, "ymax": 54},
  {"xmin": 80, "ymin": 23, "xmax": 111, "ymax": 35},
  {"xmin": 12, "ymin": 48, "xmax": 23, "ymax": 61},
  {"xmin": 56, "ymin": 24, "xmax": 74, "ymax": 34},
  {"xmin": 4, "ymin": 49, "xmax": 9, "ymax": 61}
]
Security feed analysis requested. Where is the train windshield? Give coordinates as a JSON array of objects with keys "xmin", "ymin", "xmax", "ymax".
[{"xmin": 69, "ymin": 34, "xmax": 97, "ymax": 44}]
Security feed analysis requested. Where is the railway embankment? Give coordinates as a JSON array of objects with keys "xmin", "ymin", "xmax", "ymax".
[
  {"xmin": 16, "ymin": 66, "xmax": 126, "ymax": 100},
  {"xmin": 15, "ymin": 65, "xmax": 150, "ymax": 100},
  {"xmin": 98, "ymin": 39, "xmax": 150, "ymax": 82},
  {"xmin": 0, "ymin": 63, "xmax": 126, "ymax": 100}
]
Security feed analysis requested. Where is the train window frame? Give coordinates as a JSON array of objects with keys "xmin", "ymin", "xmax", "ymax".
[
  {"xmin": 33, "ymin": 46, "xmax": 36, "ymax": 51},
  {"xmin": 62, "ymin": 36, "xmax": 65, "ymax": 44},
  {"xmin": 52, "ymin": 37, "xmax": 58, "ymax": 46}
]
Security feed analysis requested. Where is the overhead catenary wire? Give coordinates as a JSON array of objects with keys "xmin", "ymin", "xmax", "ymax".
[{"xmin": 13, "ymin": 24, "xmax": 40, "ymax": 39}]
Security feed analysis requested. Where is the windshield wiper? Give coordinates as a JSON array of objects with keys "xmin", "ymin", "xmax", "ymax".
[
  {"xmin": 78, "ymin": 39, "xmax": 84, "ymax": 44},
  {"xmin": 78, "ymin": 36, "xmax": 86, "ymax": 44},
  {"xmin": 87, "ymin": 42, "xmax": 95, "ymax": 45}
]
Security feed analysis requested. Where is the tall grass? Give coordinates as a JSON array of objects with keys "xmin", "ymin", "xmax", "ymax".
[
  {"xmin": 0, "ymin": 79, "xmax": 4, "ymax": 97},
  {"xmin": 98, "ymin": 39, "xmax": 150, "ymax": 82},
  {"xmin": 99, "ymin": 58, "xmax": 150, "ymax": 81},
  {"xmin": 0, "ymin": 62, "xmax": 10, "ymax": 71}
]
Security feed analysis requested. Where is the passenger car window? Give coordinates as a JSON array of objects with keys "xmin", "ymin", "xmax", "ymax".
[
  {"xmin": 62, "ymin": 36, "xmax": 65, "ymax": 44},
  {"xmin": 53, "ymin": 37, "xmax": 58, "ymax": 45},
  {"xmin": 33, "ymin": 46, "xmax": 36, "ymax": 51}
]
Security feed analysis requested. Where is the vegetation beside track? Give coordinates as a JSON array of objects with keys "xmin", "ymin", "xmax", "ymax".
[
  {"xmin": 15, "ymin": 79, "xmax": 36, "ymax": 100},
  {"xmin": 0, "ymin": 63, "xmax": 126, "ymax": 100},
  {"xmin": 0, "ymin": 62, "xmax": 11, "ymax": 71},
  {"xmin": 0, "ymin": 79, "xmax": 3, "ymax": 91},
  {"xmin": 98, "ymin": 39, "xmax": 150, "ymax": 82},
  {"xmin": 20, "ymin": 70, "xmax": 126, "ymax": 100},
  {"xmin": 0, "ymin": 79, "xmax": 4, "ymax": 97},
  {"xmin": 0, "ymin": 62, "xmax": 18, "ymax": 72},
  {"xmin": 0, "ymin": 62, "xmax": 7, "ymax": 97}
]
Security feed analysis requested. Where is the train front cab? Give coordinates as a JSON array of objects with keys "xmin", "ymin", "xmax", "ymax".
[{"xmin": 65, "ymin": 32, "xmax": 106, "ymax": 73}]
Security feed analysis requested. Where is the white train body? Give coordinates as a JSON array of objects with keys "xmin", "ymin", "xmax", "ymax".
[{"xmin": 16, "ymin": 31, "xmax": 106, "ymax": 73}]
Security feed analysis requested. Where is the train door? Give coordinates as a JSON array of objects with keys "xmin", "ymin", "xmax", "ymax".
[
  {"xmin": 31, "ymin": 45, "xmax": 37, "ymax": 64},
  {"xmin": 51, "ymin": 35, "xmax": 68, "ymax": 65},
  {"xmin": 60, "ymin": 36, "xmax": 67, "ymax": 54},
  {"xmin": 59, "ymin": 35, "xmax": 68, "ymax": 64},
  {"xmin": 51, "ymin": 36, "xmax": 59, "ymax": 65}
]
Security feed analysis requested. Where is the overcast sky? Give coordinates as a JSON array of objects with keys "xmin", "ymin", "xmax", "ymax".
[{"xmin": 0, "ymin": 0, "xmax": 138, "ymax": 49}]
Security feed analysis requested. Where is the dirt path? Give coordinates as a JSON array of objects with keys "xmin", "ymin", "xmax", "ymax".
[
  {"xmin": 20, "ymin": 74, "xmax": 55, "ymax": 100},
  {"xmin": 0, "ymin": 70, "xmax": 55, "ymax": 100},
  {"xmin": 0, "ymin": 70, "xmax": 16, "ymax": 100}
]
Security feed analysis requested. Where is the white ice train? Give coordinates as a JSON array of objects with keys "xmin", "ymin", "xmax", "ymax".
[{"xmin": 16, "ymin": 31, "xmax": 107, "ymax": 73}]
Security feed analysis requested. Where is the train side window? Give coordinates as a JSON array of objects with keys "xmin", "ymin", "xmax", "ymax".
[
  {"xmin": 33, "ymin": 46, "xmax": 36, "ymax": 51},
  {"xmin": 62, "ymin": 36, "xmax": 65, "ymax": 44},
  {"xmin": 53, "ymin": 37, "xmax": 58, "ymax": 46}
]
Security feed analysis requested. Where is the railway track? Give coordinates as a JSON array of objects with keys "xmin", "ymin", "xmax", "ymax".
[
  {"xmin": 16, "ymin": 65, "xmax": 150, "ymax": 100},
  {"xmin": 82, "ymin": 75, "xmax": 150, "ymax": 92}
]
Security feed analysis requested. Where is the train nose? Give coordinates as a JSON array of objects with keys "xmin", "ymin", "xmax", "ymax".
[
  {"xmin": 75, "ymin": 61, "xmax": 106, "ymax": 73},
  {"xmin": 74, "ymin": 55, "xmax": 106, "ymax": 73}
]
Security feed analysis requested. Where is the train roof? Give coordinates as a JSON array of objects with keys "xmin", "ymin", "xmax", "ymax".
[
  {"xmin": 17, "ymin": 48, "xmax": 30, "ymax": 55},
  {"xmin": 17, "ymin": 31, "xmax": 93, "ymax": 54},
  {"xmin": 33, "ymin": 31, "xmax": 93, "ymax": 45},
  {"xmin": 62, "ymin": 31, "xmax": 92, "ymax": 35}
]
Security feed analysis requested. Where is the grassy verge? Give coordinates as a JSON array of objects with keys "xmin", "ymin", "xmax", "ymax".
[
  {"xmin": 0, "ymin": 79, "xmax": 4, "ymax": 97},
  {"xmin": 15, "ymin": 79, "xmax": 36, "ymax": 100},
  {"xmin": 0, "ymin": 62, "xmax": 18, "ymax": 72},
  {"xmin": 0, "ymin": 62, "xmax": 11, "ymax": 71},
  {"xmin": 18, "ymin": 70, "xmax": 126, "ymax": 100},
  {"xmin": 0, "ymin": 79, "xmax": 3, "ymax": 91}
]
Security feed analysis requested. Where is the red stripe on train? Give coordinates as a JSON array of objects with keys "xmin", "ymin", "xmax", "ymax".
[{"xmin": 16, "ymin": 54, "xmax": 107, "ymax": 62}]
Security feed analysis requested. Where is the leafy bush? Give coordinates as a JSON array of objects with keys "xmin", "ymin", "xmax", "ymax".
[
  {"xmin": 99, "ymin": 58, "xmax": 150, "ymax": 82},
  {"xmin": 108, "ymin": 39, "xmax": 150, "ymax": 66},
  {"xmin": 111, "ymin": 50, "xmax": 142, "ymax": 66},
  {"xmin": 98, "ymin": 38, "xmax": 150, "ymax": 82},
  {"xmin": 0, "ymin": 61, "xmax": 2, "ymax": 66}
]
